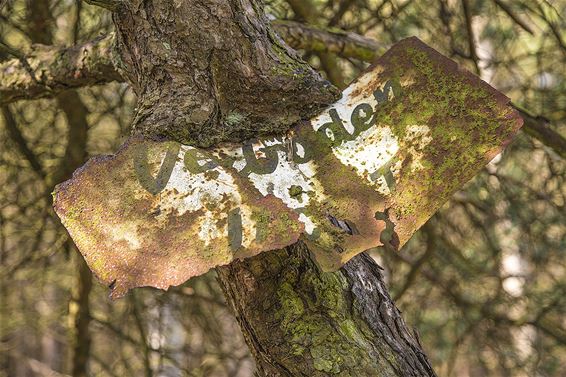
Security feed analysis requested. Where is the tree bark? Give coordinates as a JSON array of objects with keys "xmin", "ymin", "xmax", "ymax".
[
  {"xmin": 111, "ymin": 0, "xmax": 338, "ymax": 147},
  {"xmin": 217, "ymin": 243, "xmax": 436, "ymax": 376},
  {"xmin": 108, "ymin": 0, "xmax": 436, "ymax": 375}
]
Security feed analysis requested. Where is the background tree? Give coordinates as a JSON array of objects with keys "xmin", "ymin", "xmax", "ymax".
[{"xmin": 0, "ymin": 0, "xmax": 564, "ymax": 376}]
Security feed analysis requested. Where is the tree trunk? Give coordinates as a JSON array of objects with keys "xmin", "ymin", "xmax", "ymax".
[
  {"xmin": 110, "ymin": 0, "xmax": 436, "ymax": 375},
  {"xmin": 217, "ymin": 243, "xmax": 435, "ymax": 376},
  {"xmin": 112, "ymin": 0, "xmax": 338, "ymax": 147}
]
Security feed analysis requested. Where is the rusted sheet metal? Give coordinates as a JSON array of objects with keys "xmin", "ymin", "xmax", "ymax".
[{"xmin": 54, "ymin": 37, "xmax": 522, "ymax": 298}]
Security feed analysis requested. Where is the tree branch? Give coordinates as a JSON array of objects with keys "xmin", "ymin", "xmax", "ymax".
[
  {"xmin": 0, "ymin": 39, "xmax": 40, "ymax": 83},
  {"xmin": 1, "ymin": 105, "xmax": 46, "ymax": 178},
  {"xmin": 286, "ymin": 0, "xmax": 346, "ymax": 87},
  {"xmin": 492, "ymin": 0, "xmax": 534, "ymax": 35},
  {"xmin": 0, "ymin": 21, "xmax": 382, "ymax": 107},
  {"xmin": 0, "ymin": 34, "xmax": 120, "ymax": 105},
  {"xmin": 513, "ymin": 104, "xmax": 566, "ymax": 159},
  {"xmin": 461, "ymin": 0, "xmax": 481, "ymax": 75},
  {"xmin": 273, "ymin": 20, "xmax": 385, "ymax": 62}
]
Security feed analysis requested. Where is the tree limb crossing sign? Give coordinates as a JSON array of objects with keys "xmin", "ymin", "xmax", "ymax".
[{"xmin": 54, "ymin": 37, "xmax": 522, "ymax": 298}]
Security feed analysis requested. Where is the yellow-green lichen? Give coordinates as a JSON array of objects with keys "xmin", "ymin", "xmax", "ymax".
[
  {"xmin": 370, "ymin": 44, "xmax": 515, "ymax": 223},
  {"xmin": 274, "ymin": 260, "xmax": 390, "ymax": 375}
]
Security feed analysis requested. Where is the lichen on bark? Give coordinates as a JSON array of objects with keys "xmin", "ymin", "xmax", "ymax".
[{"xmin": 217, "ymin": 243, "xmax": 433, "ymax": 376}]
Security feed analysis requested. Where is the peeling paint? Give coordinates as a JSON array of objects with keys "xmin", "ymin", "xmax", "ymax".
[{"xmin": 53, "ymin": 37, "xmax": 522, "ymax": 297}]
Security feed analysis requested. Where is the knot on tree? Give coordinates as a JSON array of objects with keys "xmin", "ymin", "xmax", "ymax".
[{"xmin": 113, "ymin": 0, "xmax": 339, "ymax": 147}]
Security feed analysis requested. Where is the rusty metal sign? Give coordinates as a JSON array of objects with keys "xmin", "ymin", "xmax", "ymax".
[{"xmin": 54, "ymin": 37, "xmax": 522, "ymax": 298}]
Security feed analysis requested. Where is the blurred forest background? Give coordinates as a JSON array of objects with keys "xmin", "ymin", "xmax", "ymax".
[{"xmin": 0, "ymin": 0, "xmax": 564, "ymax": 376}]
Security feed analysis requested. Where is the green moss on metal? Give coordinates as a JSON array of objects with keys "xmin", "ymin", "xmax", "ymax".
[
  {"xmin": 251, "ymin": 209, "xmax": 271, "ymax": 242},
  {"xmin": 288, "ymin": 185, "xmax": 304, "ymax": 200},
  {"xmin": 368, "ymin": 46, "xmax": 513, "ymax": 222},
  {"xmin": 275, "ymin": 212, "xmax": 302, "ymax": 244}
]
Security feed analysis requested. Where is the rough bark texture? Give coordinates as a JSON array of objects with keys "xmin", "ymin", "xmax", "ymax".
[
  {"xmin": 217, "ymin": 243, "xmax": 435, "ymax": 376},
  {"xmin": 273, "ymin": 20, "xmax": 385, "ymax": 62},
  {"xmin": 108, "ymin": 1, "xmax": 436, "ymax": 375},
  {"xmin": 112, "ymin": 0, "xmax": 338, "ymax": 147}
]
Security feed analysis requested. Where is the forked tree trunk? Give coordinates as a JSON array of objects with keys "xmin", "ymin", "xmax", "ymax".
[{"xmin": 110, "ymin": 0, "xmax": 436, "ymax": 375}]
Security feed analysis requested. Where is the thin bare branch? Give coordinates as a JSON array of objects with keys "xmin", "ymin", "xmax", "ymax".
[
  {"xmin": 0, "ymin": 39, "xmax": 39, "ymax": 83},
  {"xmin": 461, "ymin": 0, "xmax": 481, "ymax": 75},
  {"xmin": 513, "ymin": 104, "xmax": 566, "ymax": 159},
  {"xmin": 1, "ymin": 105, "xmax": 46, "ymax": 178}
]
